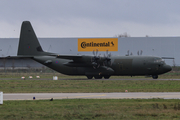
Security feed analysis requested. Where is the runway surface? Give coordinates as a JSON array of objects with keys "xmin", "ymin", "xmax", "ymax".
[
  {"xmin": 1, "ymin": 78, "xmax": 180, "ymax": 81},
  {"xmin": 3, "ymin": 92, "xmax": 180, "ymax": 100}
]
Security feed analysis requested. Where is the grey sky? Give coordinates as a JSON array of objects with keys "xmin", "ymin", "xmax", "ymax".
[{"xmin": 0, "ymin": 0, "xmax": 180, "ymax": 38}]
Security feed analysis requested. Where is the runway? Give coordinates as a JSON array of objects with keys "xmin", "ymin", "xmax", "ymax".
[
  {"xmin": 1, "ymin": 78, "xmax": 180, "ymax": 81},
  {"xmin": 3, "ymin": 92, "xmax": 180, "ymax": 100}
]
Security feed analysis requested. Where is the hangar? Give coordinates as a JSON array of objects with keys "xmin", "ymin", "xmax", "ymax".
[{"xmin": 0, "ymin": 37, "xmax": 178, "ymax": 69}]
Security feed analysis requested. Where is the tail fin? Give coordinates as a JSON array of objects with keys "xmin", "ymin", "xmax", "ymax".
[{"xmin": 17, "ymin": 21, "xmax": 50, "ymax": 56}]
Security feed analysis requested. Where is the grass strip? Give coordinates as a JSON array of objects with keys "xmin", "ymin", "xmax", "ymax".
[
  {"xmin": 0, "ymin": 79, "xmax": 180, "ymax": 93},
  {"xmin": 1, "ymin": 99, "xmax": 180, "ymax": 120},
  {"xmin": 0, "ymin": 72, "xmax": 180, "ymax": 93}
]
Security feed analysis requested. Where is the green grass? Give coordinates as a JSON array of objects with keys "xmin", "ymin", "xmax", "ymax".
[
  {"xmin": 1, "ymin": 72, "xmax": 180, "ymax": 93},
  {"xmin": 1, "ymin": 99, "xmax": 180, "ymax": 120},
  {"xmin": 1, "ymin": 72, "xmax": 180, "ymax": 119},
  {"xmin": 1, "ymin": 79, "xmax": 180, "ymax": 93}
]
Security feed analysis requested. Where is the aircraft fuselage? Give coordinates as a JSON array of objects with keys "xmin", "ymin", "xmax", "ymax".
[
  {"xmin": 33, "ymin": 55, "xmax": 171, "ymax": 79},
  {"xmin": 16, "ymin": 21, "xmax": 172, "ymax": 79}
]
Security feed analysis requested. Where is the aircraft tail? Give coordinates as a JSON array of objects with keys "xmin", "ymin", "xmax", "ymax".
[{"xmin": 17, "ymin": 21, "xmax": 51, "ymax": 56}]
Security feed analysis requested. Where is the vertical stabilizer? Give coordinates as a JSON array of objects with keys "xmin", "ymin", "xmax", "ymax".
[{"xmin": 17, "ymin": 21, "xmax": 50, "ymax": 56}]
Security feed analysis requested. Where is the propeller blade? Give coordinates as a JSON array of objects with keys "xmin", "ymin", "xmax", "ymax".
[
  {"xmin": 106, "ymin": 57, "xmax": 111, "ymax": 61},
  {"xmin": 127, "ymin": 50, "xmax": 130, "ymax": 56},
  {"xmin": 95, "ymin": 56, "xmax": 100, "ymax": 60},
  {"xmin": 108, "ymin": 60, "xmax": 111, "ymax": 65},
  {"xmin": 137, "ymin": 51, "xmax": 139, "ymax": 55},
  {"xmin": 91, "ymin": 49, "xmax": 100, "ymax": 69},
  {"xmin": 108, "ymin": 53, "xmax": 111, "ymax": 58},
  {"xmin": 106, "ymin": 49, "xmax": 108, "ymax": 56},
  {"xmin": 96, "ymin": 49, "xmax": 98, "ymax": 56},
  {"xmin": 140, "ymin": 50, "xmax": 143, "ymax": 55},
  {"xmin": 93, "ymin": 50, "xmax": 95, "ymax": 56}
]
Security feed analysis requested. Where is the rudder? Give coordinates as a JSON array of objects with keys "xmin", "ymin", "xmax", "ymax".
[{"xmin": 17, "ymin": 21, "xmax": 50, "ymax": 56}]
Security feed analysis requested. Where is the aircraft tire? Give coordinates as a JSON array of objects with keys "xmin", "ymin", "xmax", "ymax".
[
  {"xmin": 152, "ymin": 75, "xmax": 158, "ymax": 79},
  {"xmin": 87, "ymin": 76, "xmax": 93, "ymax": 79},
  {"xmin": 104, "ymin": 75, "xmax": 110, "ymax": 79},
  {"xmin": 94, "ymin": 75, "xmax": 102, "ymax": 79}
]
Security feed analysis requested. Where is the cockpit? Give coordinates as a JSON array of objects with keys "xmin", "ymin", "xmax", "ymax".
[{"xmin": 154, "ymin": 58, "xmax": 165, "ymax": 65}]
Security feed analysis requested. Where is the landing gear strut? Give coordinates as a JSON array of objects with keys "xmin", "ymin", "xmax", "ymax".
[
  {"xmin": 94, "ymin": 75, "xmax": 103, "ymax": 79},
  {"xmin": 86, "ymin": 76, "xmax": 93, "ymax": 79},
  {"xmin": 86, "ymin": 75, "xmax": 111, "ymax": 79},
  {"xmin": 152, "ymin": 75, "xmax": 158, "ymax": 79},
  {"xmin": 104, "ymin": 75, "xmax": 110, "ymax": 79}
]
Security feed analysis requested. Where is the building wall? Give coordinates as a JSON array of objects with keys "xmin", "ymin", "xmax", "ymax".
[{"xmin": 0, "ymin": 37, "xmax": 178, "ymax": 67}]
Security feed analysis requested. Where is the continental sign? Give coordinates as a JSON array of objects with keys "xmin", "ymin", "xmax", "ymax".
[{"xmin": 78, "ymin": 38, "xmax": 118, "ymax": 51}]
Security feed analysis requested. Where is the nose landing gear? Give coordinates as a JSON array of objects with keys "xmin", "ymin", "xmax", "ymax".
[{"xmin": 152, "ymin": 75, "xmax": 158, "ymax": 79}]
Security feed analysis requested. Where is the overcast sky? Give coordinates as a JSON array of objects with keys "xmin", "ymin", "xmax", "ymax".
[{"xmin": 0, "ymin": 0, "xmax": 180, "ymax": 38}]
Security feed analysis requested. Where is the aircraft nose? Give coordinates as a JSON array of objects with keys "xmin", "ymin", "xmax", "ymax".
[{"xmin": 163, "ymin": 65, "xmax": 172, "ymax": 72}]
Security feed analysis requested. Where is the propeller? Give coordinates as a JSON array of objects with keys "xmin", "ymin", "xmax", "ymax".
[
  {"xmin": 127, "ymin": 50, "xmax": 129, "ymax": 56},
  {"xmin": 91, "ymin": 49, "xmax": 100, "ymax": 69},
  {"xmin": 137, "ymin": 51, "xmax": 139, "ymax": 55},
  {"xmin": 137, "ymin": 50, "xmax": 143, "ymax": 55},
  {"xmin": 103, "ymin": 49, "xmax": 111, "ymax": 66},
  {"xmin": 140, "ymin": 50, "xmax": 143, "ymax": 55}
]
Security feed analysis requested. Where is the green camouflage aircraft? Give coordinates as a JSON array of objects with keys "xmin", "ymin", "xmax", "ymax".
[{"xmin": 15, "ymin": 21, "xmax": 172, "ymax": 79}]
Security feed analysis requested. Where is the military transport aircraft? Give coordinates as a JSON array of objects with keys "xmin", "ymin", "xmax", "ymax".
[{"xmin": 11, "ymin": 21, "xmax": 172, "ymax": 79}]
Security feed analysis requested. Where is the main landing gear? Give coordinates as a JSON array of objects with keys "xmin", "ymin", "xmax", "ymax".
[
  {"xmin": 87, "ymin": 75, "xmax": 93, "ymax": 79},
  {"xmin": 152, "ymin": 75, "xmax": 158, "ymax": 79},
  {"xmin": 86, "ymin": 75, "xmax": 110, "ymax": 79}
]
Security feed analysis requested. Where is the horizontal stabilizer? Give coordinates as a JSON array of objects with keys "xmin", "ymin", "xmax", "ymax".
[{"xmin": 161, "ymin": 57, "xmax": 174, "ymax": 59}]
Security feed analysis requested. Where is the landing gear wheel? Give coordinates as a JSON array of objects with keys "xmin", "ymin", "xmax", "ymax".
[
  {"xmin": 87, "ymin": 76, "xmax": 93, "ymax": 79},
  {"xmin": 94, "ymin": 75, "xmax": 102, "ymax": 79},
  {"xmin": 104, "ymin": 75, "xmax": 110, "ymax": 79},
  {"xmin": 152, "ymin": 75, "xmax": 158, "ymax": 79}
]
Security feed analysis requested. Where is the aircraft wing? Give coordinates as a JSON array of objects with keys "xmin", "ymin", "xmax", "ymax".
[
  {"xmin": 0, "ymin": 54, "xmax": 84, "ymax": 61},
  {"xmin": 49, "ymin": 54, "xmax": 94, "ymax": 67},
  {"xmin": 56, "ymin": 55, "xmax": 82, "ymax": 59},
  {"xmin": 0, "ymin": 54, "xmax": 93, "ymax": 67},
  {"xmin": 0, "ymin": 56, "xmax": 34, "ymax": 59},
  {"xmin": 0, "ymin": 54, "xmax": 83, "ymax": 60},
  {"xmin": 49, "ymin": 54, "xmax": 83, "ymax": 60}
]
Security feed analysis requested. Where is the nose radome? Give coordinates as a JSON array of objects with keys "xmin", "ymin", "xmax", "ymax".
[{"xmin": 163, "ymin": 65, "xmax": 172, "ymax": 72}]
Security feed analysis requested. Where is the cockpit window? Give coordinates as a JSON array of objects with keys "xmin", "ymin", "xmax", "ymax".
[
  {"xmin": 154, "ymin": 58, "xmax": 165, "ymax": 65},
  {"xmin": 154, "ymin": 58, "xmax": 164, "ymax": 63},
  {"xmin": 161, "ymin": 61, "xmax": 165, "ymax": 65}
]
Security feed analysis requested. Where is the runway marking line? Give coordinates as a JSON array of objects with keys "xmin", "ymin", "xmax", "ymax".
[
  {"xmin": 3, "ymin": 94, "xmax": 107, "ymax": 100},
  {"xmin": 41, "ymin": 94, "xmax": 107, "ymax": 100}
]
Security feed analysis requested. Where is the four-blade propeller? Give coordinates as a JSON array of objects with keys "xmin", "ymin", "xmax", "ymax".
[
  {"xmin": 91, "ymin": 49, "xmax": 112, "ymax": 69},
  {"xmin": 103, "ymin": 49, "xmax": 111, "ymax": 66},
  {"xmin": 92, "ymin": 49, "xmax": 100, "ymax": 69}
]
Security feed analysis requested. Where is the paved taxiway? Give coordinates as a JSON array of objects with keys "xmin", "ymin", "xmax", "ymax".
[{"xmin": 3, "ymin": 92, "xmax": 180, "ymax": 100}]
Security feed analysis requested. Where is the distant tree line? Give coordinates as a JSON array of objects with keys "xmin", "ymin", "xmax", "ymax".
[
  {"xmin": 115, "ymin": 32, "xmax": 150, "ymax": 37},
  {"xmin": 115, "ymin": 32, "xmax": 131, "ymax": 37}
]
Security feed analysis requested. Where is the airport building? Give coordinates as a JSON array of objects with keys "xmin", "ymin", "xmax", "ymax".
[{"xmin": 0, "ymin": 37, "xmax": 178, "ymax": 69}]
